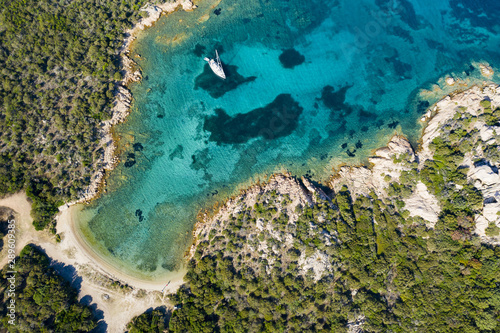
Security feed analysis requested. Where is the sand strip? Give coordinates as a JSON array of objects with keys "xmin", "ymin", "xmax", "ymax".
[{"xmin": 0, "ymin": 193, "xmax": 184, "ymax": 332}]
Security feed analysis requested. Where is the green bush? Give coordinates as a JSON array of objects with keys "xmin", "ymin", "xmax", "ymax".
[
  {"xmin": 485, "ymin": 222, "xmax": 500, "ymax": 237},
  {"xmin": 0, "ymin": 245, "xmax": 97, "ymax": 331},
  {"xmin": 480, "ymin": 99, "xmax": 491, "ymax": 109},
  {"xmin": 127, "ymin": 308, "xmax": 169, "ymax": 333}
]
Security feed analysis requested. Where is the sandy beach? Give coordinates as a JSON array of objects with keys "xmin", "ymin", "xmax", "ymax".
[
  {"xmin": 0, "ymin": 3, "xmax": 198, "ymax": 332},
  {"xmin": 0, "ymin": 193, "xmax": 185, "ymax": 332}
]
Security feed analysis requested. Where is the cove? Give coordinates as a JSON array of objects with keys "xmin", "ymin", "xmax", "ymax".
[{"xmin": 75, "ymin": 0, "xmax": 500, "ymax": 279}]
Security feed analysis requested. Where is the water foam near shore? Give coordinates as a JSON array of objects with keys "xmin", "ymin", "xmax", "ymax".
[{"xmin": 76, "ymin": 0, "xmax": 500, "ymax": 279}]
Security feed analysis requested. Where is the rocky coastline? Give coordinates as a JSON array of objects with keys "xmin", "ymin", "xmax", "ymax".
[
  {"xmin": 174, "ymin": 81, "xmax": 500, "ymax": 333},
  {"xmin": 67, "ymin": 0, "xmax": 196, "ymax": 206},
  {"xmin": 190, "ymin": 83, "xmax": 500, "ymax": 256}
]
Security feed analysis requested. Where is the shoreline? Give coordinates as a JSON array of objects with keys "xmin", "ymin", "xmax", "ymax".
[
  {"xmin": 189, "ymin": 80, "xmax": 500, "ymax": 252},
  {"xmin": 62, "ymin": 0, "xmax": 500, "ymax": 285},
  {"xmin": 10, "ymin": 0, "xmax": 200, "ymax": 296},
  {"xmin": 0, "ymin": 3, "xmax": 197, "ymax": 331},
  {"xmin": 67, "ymin": 0, "xmax": 196, "ymax": 206},
  {"xmin": 61, "ymin": 205, "xmax": 187, "ymax": 289},
  {"xmin": 0, "ymin": 193, "xmax": 185, "ymax": 333}
]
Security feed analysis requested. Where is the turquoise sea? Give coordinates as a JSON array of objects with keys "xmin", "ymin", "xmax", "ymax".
[{"xmin": 75, "ymin": 0, "xmax": 500, "ymax": 279}]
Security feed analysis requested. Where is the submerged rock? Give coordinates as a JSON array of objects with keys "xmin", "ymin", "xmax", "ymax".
[
  {"xmin": 278, "ymin": 48, "xmax": 305, "ymax": 69},
  {"xmin": 193, "ymin": 44, "xmax": 206, "ymax": 57},
  {"xmin": 319, "ymin": 85, "xmax": 354, "ymax": 116},
  {"xmin": 203, "ymin": 94, "xmax": 303, "ymax": 144},
  {"xmin": 479, "ymin": 63, "xmax": 494, "ymax": 77}
]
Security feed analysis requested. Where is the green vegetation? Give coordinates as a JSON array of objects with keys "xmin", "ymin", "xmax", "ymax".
[
  {"xmin": 480, "ymin": 99, "xmax": 492, "ymax": 109},
  {"xmin": 167, "ymin": 185, "xmax": 499, "ymax": 332},
  {"xmin": 162, "ymin": 106, "xmax": 500, "ymax": 332},
  {"xmin": 0, "ymin": 0, "xmax": 145, "ymax": 229},
  {"xmin": 479, "ymin": 99, "xmax": 500, "ymax": 126},
  {"xmin": 126, "ymin": 307, "xmax": 169, "ymax": 333},
  {"xmin": 486, "ymin": 221, "xmax": 500, "ymax": 237},
  {"xmin": 0, "ymin": 244, "xmax": 97, "ymax": 331}
]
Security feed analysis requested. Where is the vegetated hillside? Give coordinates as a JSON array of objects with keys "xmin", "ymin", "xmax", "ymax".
[
  {"xmin": 0, "ymin": 0, "xmax": 145, "ymax": 230},
  {"xmin": 0, "ymin": 244, "xmax": 97, "ymax": 331},
  {"xmin": 165, "ymin": 97, "xmax": 500, "ymax": 332}
]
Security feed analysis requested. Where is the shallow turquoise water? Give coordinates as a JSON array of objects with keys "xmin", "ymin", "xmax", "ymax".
[{"xmin": 76, "ymin": 0, "xmax": 500, "ymax": 278}]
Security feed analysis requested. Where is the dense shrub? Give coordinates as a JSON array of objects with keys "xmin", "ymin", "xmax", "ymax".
[
  {"xmin": 0, "ymin": 245, "xmax": 97, "ymax": 331},
  {"xmin": 0, "ymin": 0, "xmax": 145, "ymax": 228}
]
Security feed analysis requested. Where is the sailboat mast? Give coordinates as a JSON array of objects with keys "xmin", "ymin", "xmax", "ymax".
[{"xmin": 216, "ymin": 50, "xmax": 222, "ymax": 67}]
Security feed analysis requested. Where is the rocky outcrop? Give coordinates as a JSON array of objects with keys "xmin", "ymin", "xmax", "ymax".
[
  {"xmin": 330, "ymin": 135, "xmax": 415, "ymax": 198},
  {"xmin": 121, "ymin": 0, "xmax": 195, "ymax": 57},
  {"xmin": 298, "ymin": 250, "xmax": 332, "ymax": 282},
  {"xmin": 419, "ymin": 86, "xmax": 490, "ymax": 167},
  {"xmin": 330, "ymin": 134, "xmax": 444, "ymax": 227},
  {"xmin": 122, "ymin": 55, "xmax": 142, "ymax": 85},
  {"xmin": 403, "ymin": 181, "xmax": 440, "ymax": 227},
  {"xmin": 469, "ymin": 164, "xmax": 500, "ymax": 237},
  {"xmin": 194, "ymin": 174, "xmax": 331, "ymax": 241},
  {"xmin": 418, "ymin": 84, "xmax": 500, "ymax": 239},
  {"xmin": 479, "ymin": 63, "xmax": 494, "ymax": 77}
]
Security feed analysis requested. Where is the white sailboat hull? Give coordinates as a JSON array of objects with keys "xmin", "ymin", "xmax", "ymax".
[
  {"xmin": 204, "ymin": 51, "xmax": 226, "ymax": 79},
  {"xmin": 208, "ymin": 60, "xmax": 226, "ymax": 79}
]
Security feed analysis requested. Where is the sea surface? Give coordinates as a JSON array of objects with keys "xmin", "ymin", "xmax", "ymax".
[{"xmin": 75, "ymin": 0, "xmax": 500, "ymax": 279}]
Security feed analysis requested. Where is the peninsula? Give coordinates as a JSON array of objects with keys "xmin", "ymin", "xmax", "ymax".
[{"xmin": 169, "ymin": 84, "xmax": 500, "ymax": 332}]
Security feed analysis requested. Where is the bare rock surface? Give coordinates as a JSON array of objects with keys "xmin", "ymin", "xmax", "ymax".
[
  {"xmin": 418, "ymin": 84, "xmax": 500, "ymax": 239},
  {"xmin": 330, "ymin": 135, "xmax": 415, "ymax": 198},
  {"xmin": 403, "ymin": 181, "xmax": 440, "ymax": 227}
]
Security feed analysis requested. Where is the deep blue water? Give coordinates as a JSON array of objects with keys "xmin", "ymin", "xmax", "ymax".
[{"xmin": 76, "ymin": 0, "xmax": 500, "ymax": 279}]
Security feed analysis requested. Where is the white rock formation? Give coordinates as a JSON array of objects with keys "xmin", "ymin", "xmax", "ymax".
[
  {"xmin": 403, "ymin": 181, "xmax": 440, "ymax": 227},
  {"xmin": 298, "ymin": 250, "xmax": 332, "ymax": 282},
  {"xmin": 479, "ymin": 63, "xmax": 494, "ymax": 77},
  {"xmin": 445, "ymin": 77, "xmax": 455, "ymax": 86},
  {"xmin": 330, "ymin": 135, "xmax": 415, "ymax": 198},
  {"xmin": 418, "ymin": 84, "xmax": 500, "ymax": 239},
  {"xmin": 468, "ymin": 164, "xmax": 500, "ymax": 238}
]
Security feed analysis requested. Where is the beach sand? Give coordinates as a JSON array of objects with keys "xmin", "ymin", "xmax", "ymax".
[
  {"xmin": 0, "ymin": 193, "xmax": 185, "ymax": 332},
  {"xmin": 0, "ymin": 2, "xmax": 198, "ymax": 332}
]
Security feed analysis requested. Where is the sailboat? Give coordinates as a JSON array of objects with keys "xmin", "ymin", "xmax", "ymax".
[{"xmin": 204, "ymin": 50, "xmax": 226, "ymax": 79}]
